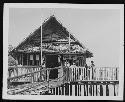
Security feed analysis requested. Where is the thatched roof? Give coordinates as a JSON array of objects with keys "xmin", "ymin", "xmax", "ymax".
[{"xmin": 11, "ymin": 15, "xmax": 93, "ymax": 58}]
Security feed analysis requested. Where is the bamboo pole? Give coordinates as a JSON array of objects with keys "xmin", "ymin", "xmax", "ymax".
[
  {"xmin": 41, "ymin": 18, "xmax": 42, "ymax": 66},
  {"xmin": 68, "ymin": 33, "xmax": 70, "ymax": 52}
]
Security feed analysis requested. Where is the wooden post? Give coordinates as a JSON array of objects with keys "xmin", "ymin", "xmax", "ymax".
[
  {"xmin": 106, "ymin": 84, "xmax": 109, "ymax": 96},
  {"xmin": 68, "ymin": 33, "xmax": 70, "ymax": 53},
  {"xmin": 22, "ymin": 53, "xmax": 23, "ymax": 65},
  {"xmin": 116, "ymin": 67, "xmax": 117, "ymax": 80},
  {"xmin": 72, "ymin": 84, "xmax": 75, "ymax": 96},
  {"xmin": 20, "ymin": 54, "xmax": 21, "ymax": 65},
  {"xmin": 40, "ymin": 17, "xmax": 43, "ymax": 82},
  {"xmin": 41, "ymin": 18, "xmax": 42, "ymax": 66},
  {"xmin": 103, "ymin": 84, "xmax": 106, "ymax": 96},
  {"xmin": 27, "ymin": 53, "xmax": 28, "ymax": 66}
]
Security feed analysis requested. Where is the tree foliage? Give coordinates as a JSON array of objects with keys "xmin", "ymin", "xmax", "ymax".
[
  {"xmin": 8, "ymin": 55, "xmax": 18, "ymax": 66},
  {"xmin": 8, "ymin": 45, "xmax": 17, "ymax": 66}
]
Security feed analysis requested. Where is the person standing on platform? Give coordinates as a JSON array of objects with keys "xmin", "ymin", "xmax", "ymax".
[
  {"xmin": 63, "ymin": 60, "xmax": 70, "ymax": 82},
  {"xmin": 69, "ymin": 61, "xmax": 77, "ymax": 81},
  {"xmin": 90, "ymin": 61, "xmax": 95, "ymax": 80},
  {"xmin": 85, "ymin": 63, "xmax": 88, "ymax": 80}
]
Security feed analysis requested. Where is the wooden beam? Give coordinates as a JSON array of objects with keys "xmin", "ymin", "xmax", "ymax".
[{"xmin": 44, "ymin": 52, "xmax": 84, "ymax": 55}]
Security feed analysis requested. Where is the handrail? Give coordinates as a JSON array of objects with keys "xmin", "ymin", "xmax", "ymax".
[
  {"xmin": 8, "ymin": 66, "xmax": 119, "ymax": 81},
  {"xmin": 7, "ymin": 69, "xmax": 67, "ymax": 95},
  {"xmin": 8, "ymin": 67, "xmax": 62, "ymax": 80},
  {"xmin": 8, "ymin": 66, "xmax": 42, "ymax": 70},
  {"xmin": 8, "ymin": 66, "xmax": 62, "ymax": 70},
  {"xmin": 8, "ymin": 66, "xmax": 119, "ymax": 69}
]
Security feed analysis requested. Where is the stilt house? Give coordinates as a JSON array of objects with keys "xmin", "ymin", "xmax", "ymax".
[{"xmin": 10, "ymin": 15, "xmax": 93, "ymax": 79}]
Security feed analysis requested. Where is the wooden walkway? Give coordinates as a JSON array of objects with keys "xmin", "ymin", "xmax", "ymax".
[
  {"xmin": 7, "ymin": 66, "xmax": 119, "ymax": 96},
  {"xmin": 7, "ymin": 71, "xmax": 67, "ymax": 95}
]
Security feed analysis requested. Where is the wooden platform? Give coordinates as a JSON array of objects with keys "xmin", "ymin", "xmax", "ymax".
[{"xmin": 7, "ymin": 66, "xmax": 119, "ymax": 95}]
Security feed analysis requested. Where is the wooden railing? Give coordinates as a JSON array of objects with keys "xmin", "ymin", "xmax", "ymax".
[
  {"xmin": 53, "ymin": 66, "xmax": 119, "ymax": 96},
  {"xmin": 63, "ymin": 67, "xmax": 119, "ymax": 82},
  {"xmin": 7, "ymin": 66, "xmax": 119, "ymax": 95},
  {"xmin": 7, "ymin": 66, "xmax": 64, "ymax": 89},
  {"xmin": 8, "ymin": 66, "xmax": 119, "ymax": 83},
  {"xmin": 8, "ymin": 66, "xmax": 45, "ymax": 84},
  {"xmin": 7, "ymin": 66, "xmax": 66, "ymax": 95}
]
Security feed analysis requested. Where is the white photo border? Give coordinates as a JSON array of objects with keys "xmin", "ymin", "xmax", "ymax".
[{"xmin": 3, "ymin": 3, "xmax": 124, "ymax": 100}]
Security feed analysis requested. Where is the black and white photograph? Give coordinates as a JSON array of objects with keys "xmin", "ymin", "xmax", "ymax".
[{"xmin": 3, "ymin": 3, "xmax": 124, "ymax": 100}]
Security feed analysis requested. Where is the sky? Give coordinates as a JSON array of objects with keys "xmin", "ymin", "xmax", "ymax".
[{"xmin": 8, "ymin": 8, "xmax": 121, "ymax": 67}]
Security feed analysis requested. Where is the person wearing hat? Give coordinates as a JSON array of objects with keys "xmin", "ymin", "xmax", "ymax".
[
  {"xmin": 91, "ymin": 61, "xmax": 95, "ymax": 67},
  {"xmin": 90, "ymin": 61, "xmax": 95, "ymax": 80}
]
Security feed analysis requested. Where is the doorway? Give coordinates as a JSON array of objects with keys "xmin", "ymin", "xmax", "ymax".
[{"xmin": 46, "ymin": 55, "xmax": 59, "ymax": 79}]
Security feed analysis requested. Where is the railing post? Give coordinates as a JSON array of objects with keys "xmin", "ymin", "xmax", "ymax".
[
  {"xmin": 81, "ymin": 84, "xmax": 84, "ymax": 96},
  {"xmin": 103, "ymin": 84, "xmax": 106, "ymax": 96},
  {"xmin": 92, "ymin": 84, "xmax": 94, "ymax": 96},
  {"xmin": 62, "ymin": 84, "xmax": 64, "ymax": 95},
  {"xmin": 84, "ymin": 67, "xmax": 86, "ymax": 80},
  {"xmin": 106, "ymin": 83, "xmax": 109, "ymax": 96},
  {"xmin": 86, "ymin": 83, "xmax": 88, "ymax": 96},
  {"xmin": 69, "ymin": 83, "xmax": 72, "ymax": 96},
  {"xmin": 40, "ymin": 66, "xmax": 43, "ymax": 82},
  {"xmin": 47, "ymin": 69, "xmax": 50, "ymax": 93},
  {"xmin": 100, "ymin": 84, "xmax": 103, "ymax": 96}
]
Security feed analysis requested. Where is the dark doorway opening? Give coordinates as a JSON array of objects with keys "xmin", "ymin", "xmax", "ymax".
[
  {"xmin": 23, "ymin": 53, "xmax": 27, "ymax": 65},
  {"xmin": 46, "ymin": 55, "xmax": 59, "ymax": 79}
]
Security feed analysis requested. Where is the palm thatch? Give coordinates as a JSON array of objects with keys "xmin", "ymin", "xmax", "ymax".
[{"xmin": 11, "ymin": 15, "xmax": 93, "ymax": 58}]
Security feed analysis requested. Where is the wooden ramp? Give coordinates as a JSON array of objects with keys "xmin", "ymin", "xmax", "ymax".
[{"xmin": 7, "ymin": 70, "xmax": 67, "ymax": 95}]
